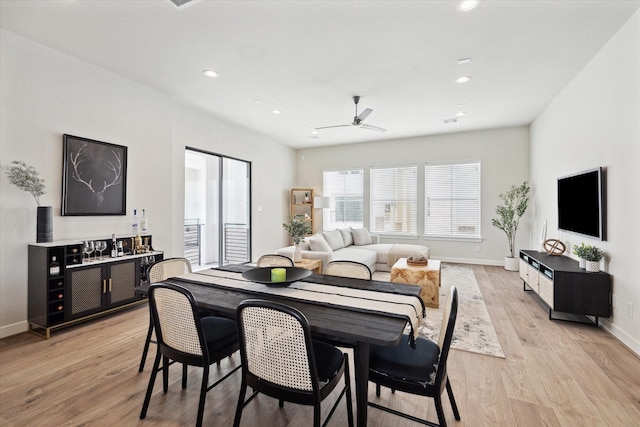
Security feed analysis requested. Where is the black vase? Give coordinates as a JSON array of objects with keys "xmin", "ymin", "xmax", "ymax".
[{"xmin": 37, "ymin": 206, "xmax": 53, "ymax": 243}]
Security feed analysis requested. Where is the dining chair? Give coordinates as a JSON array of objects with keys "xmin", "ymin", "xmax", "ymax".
[
  {"xmin": 139, "ymin": 257, "xmax": 193, "ymax": 373},
  {"xmin": 368, "ymin": 286, "xmax": 460, "ymax": 427},
  {"xmin": 256, "ymin": 254, "xmax": 294, "ymax": 267},
  {"xmin": 140, "ymin": 283, "xmax": 240, "ymax": 427},
  {"xmin": 323, "ymin": 260, "xmax": 372, "ymax": 280},
  {"xmin": 233, "ymin": 299, "xmax": 354, "ymax": 427}
]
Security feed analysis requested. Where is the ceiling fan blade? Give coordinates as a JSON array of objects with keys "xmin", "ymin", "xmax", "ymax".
[
  {"xmin": 360, "ymin": 123, "xmax": 387, "ymax": 132},
  {"xmin": 357, "ymin": 108, "xmax": 373, "ymax": 121},
  {"xmin": 169, "ymin": 0, "xmax": 193, "ymax": 6},
  {"xmin": 315, "ymin": 124, "xmax": 351, "ymax": 130}
]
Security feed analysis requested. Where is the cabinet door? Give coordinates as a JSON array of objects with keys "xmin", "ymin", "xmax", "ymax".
[
  {"xmin": 519, "ymin": 260, "xmax": 528, "ymax": 282},
  {"xmin": 68, "ymin": 265, "xmax": 106, "ymax": 319},
  {"xmin": 538, "ymin": 273, "xmax": 554, "ymax": 308},
  {"xmin": 108, "ymin": 260, "xmax": 139, "ymax": 308},
  {"xmin": 527, "ymin": 264, "xmax": 539, "ymax": 293}
]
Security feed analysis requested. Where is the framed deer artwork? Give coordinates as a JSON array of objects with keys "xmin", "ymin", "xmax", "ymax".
[{"xmin": 62, "ymin": 134, "xmax": 127, "ymax": 216}]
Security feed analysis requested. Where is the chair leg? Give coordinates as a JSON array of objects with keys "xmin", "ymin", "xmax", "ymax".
[
  {"xmin": 434, "ymin": 393, "xmax": 447, "ymax": 427},
  {"xmin": 313, "ymin": 401, "xmax": 321, "ymax": 427},
  {"xmin": 140, "ymin": 351, "xmax": 162, "ymax": 419},
  {"xmin": 376, "ymin": 383, "xmax": 381, "ymax": 397},
  {"xmin": 343, "ymin": 355, "xmax": 354, "ymax": 427},
  {"xmin": 182, "ymin": 363, "xmax": 188, "ymax": 389},
  {"xmin": 138, "ymin": 320, "xmax": 154, "ymax": 372},
  {"xmin": 195, "ymin": 365, "xmax": 209, "ymax": 427},
  {"xmin": 233, "ymin": 381, "xmax": 247, "ymax": 427},
  {"xmin": 279, "ymin": 399, "xmax": 284, "ymax": 408},
  {"xmin": 162, "ymin": 356, "xmax": 169, "ymax": 393},
  {"xmin": 446, "ymin": 378, "xmax": 461, "ymax": 421}
]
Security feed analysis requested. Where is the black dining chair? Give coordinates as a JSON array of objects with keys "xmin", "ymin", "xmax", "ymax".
[
  {"xmin": 368, "ymin": 286, "xmax": 460, "ymax": 427},
  {"xmin": 233, "ymin": 299, "xmax": 354, "ymax": 427},
  {"xmin": 140, "ymin": 283, "xmax": 240, "ymax": 427}
]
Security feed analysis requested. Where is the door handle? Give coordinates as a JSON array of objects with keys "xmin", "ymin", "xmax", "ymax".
[
  {"xmin": 108, "ymin": 278, "xmax": 112, "ymax": 292},
  {"xmin": 102, "ymin": 280, "xmax": 107, "ymax": 294}
]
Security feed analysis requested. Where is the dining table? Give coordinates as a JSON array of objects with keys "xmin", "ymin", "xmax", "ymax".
[{"xmin": 138, "ymin": 264, "xmax": 424, "ymax": 427}]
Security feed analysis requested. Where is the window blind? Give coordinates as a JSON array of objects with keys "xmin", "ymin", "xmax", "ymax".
[
  {"xmin": 370, "ymin": 165, "xmax": 417, "ymax": 234},
  {"xmin": 323, "ymin": 169, "xmax": 364, "ymax": 230}
]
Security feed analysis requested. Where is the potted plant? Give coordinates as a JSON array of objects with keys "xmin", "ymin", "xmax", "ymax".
[
  {"xmin": 582, "ymin": 244, "xmax": 605, "ymax": 272},
  {"xmin": 282, "ymin": 216, "xmax": 311, "ymax": 262},
  {"xmin": 3, "ymin": 160, "xmax": 51, "ymax": 242},
  {"xmin": 572, "ymin": 242, "xmax": 588, "ymax": 268},
  {"xmin": 491, "ymin": 182, "xmax": 530, "ymax": 271}
]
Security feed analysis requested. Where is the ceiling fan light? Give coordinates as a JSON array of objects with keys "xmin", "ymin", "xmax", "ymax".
[
  {"xmin": 456, "ymin": 76, "xmax": 471, "ymax": 84},
  {"xmin": 203, "ymin": 69, "xmax": 218, "ymax": 78},
  {"xmin": 457, "ymin": 0, "xmax": 481, "ymax": 13}
]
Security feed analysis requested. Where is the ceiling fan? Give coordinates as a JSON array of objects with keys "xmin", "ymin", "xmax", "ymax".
[
  {"xmin": 169, "ymin": 0, "xmax": 193, "ymax": 6},
  {"xmin": 316, "ymin": 96, "xmax": 387, "ymax": 132}
]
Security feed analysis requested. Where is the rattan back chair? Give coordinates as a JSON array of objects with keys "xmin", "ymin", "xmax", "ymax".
[
  {"xmin": 234, "ymin": 299, "xmax": 354, "ymax": 427},
  {"xmin": 139, "ymin": 258, "xmax": 193, "ymax": 373},
  {"xmin": 323, "ymin": 260, "xmax": 372, "ymax": 280},
  {"xmin": 256, "ymin": 254, "xmax": 294, "ymax": 267},
  {"xmin": 140, "ymin": 283, "xmax": 240, "ymax": 427},
  {"xmin": 368, "ymin": 286, "xmax": 460, "ymax": 427}
]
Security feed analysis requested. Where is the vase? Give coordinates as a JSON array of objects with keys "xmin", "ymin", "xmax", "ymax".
[
  {"xmin": 37, "ymin": 206, "xmax": 53, "ymax": 243},
  {"xmin": 585, "ymin": 260, "xmax": 600, "ymax": 273},
  {"xmin": 293, "ymin": 243, "xmax": 302, "ymax": 262},
  {"xmin": 578, "ymin": 258, "xmax": 586, "ymax": 269},
  {"xmin": 504, "ymin": 256, "xmax": 519, "ymax": 271}
]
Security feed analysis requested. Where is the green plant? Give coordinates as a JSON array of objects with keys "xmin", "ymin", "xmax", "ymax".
[
  {"xmin": 582, "ymin": 245, "xmax": 605, "ymax": 262},
  {"xmin": 491, "ymin": 181, "xmax": 530, "ymax": 258},
  {"xmin": 282, "ymin": 216, "xmax": 311, "ymax": 245},
  {"xmin": 3, "ymin": 160, "xmax": 46, "ymax": 205},
  {"xmin": 572, "ymin": 242, "xmax": 588, "ymax": 258}
]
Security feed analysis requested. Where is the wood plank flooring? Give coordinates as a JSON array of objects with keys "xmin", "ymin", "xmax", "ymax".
[{"xmin": 1, "ymin": 265, "xmax": 639, "ymax": 426}]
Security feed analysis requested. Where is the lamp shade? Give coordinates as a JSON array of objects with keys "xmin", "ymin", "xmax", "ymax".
[{"xmin": 314, "ymin": 196, "xmax": 330, "ymax": 209}]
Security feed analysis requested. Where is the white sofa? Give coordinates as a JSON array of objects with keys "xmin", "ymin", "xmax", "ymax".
[{"xmin": 276, "ymin": 228, "xmax": 429, "ymax": 273}]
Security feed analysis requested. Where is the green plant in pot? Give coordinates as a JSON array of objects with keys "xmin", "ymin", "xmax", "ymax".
[
  {"xmin": 282, "ymin": 216, "xmax": 311, "ymax": 262},
  {"xmin": 582, "ymin": 244, "xmax": 605, "ymax": 273},
  {"xmin": 572, "ymin": 242, "xmax": 588, "ymax": 268},
  {"xmin": 3, "ymin": 160, "xmax": 51, "ymax": 242},
  {"xmin": 491, "ymin": 181, "xmax": 530, "ymax": 271}
]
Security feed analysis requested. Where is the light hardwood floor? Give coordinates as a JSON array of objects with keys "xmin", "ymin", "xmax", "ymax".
[{"xmin": 1, "ymin": 265, "xmax": 639, "ymax": 426}]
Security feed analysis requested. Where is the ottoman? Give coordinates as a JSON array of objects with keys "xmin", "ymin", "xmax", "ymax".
[{"xmin": 390, "ymin": 258, "xmax": 441, "ymax": 308}]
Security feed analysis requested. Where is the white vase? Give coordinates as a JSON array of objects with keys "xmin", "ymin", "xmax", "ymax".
[
  {"xmin": 293, "ymin": 243, "xmax": 302, "ymax": 262},
  {"xmin": 585, "ymin": 260, "xmax": 600, "ymax": 273},
  {"xmin": 504, "ymin": 256, "xmax": 519, "ymax": 271},
  {"xmin": 579, "ymin": 258, "xmax": 586, "ymax": 269}
]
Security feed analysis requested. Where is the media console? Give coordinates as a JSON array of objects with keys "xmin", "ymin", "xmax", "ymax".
[{"xmin": 519, "ymin": 250, "xmax": 611, "ymax": 326}]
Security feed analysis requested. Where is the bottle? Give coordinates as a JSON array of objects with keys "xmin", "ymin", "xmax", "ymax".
[
  {"xmin": 49, "ymin": 256, "xmax": 60, "ymax": 276},
  {"xmin": 111, "ymin": 234, "xmax": 117, "ymax": 258},
  {"xmin": 140, "ymin": 209, "xmax": 148, "ymax": 233},
  {"xmin": 131, "ymin": 209, "xmax": 139, "ymax": 235},
  {"xmin": 117, "ymin": 241, "xmax": 124, "ymax": 257}
]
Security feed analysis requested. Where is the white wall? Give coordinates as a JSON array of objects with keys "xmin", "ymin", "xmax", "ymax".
[
  {"xmin": 0, "ymin": 29, "xmax": 296, "ymax": 337},
  {"xmin": 296, "ymin": 126, "xmax": 530, "ymax": 265},
  {"xmin": 530, "ymin": 10, "xmax": 640, "ymax": 354}
]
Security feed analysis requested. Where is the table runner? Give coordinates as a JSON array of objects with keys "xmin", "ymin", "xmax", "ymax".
[{"xmin": 172, "ymin": 268, "xmax": 424, "ymax": 343}]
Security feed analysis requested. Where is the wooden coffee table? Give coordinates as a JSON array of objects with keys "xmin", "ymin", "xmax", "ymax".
[
  {"xmin": 294, "ymin": 258, "xmax": 322, "ymax": 274},
  {"xmin": 390, "ymin": 258, "xmax": 441, "ymax": 308}
]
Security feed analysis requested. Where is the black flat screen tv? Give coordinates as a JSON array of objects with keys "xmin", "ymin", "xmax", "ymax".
[{"xmin": 557, "ymin": 167, "xmax": 606, "ymax": 241}]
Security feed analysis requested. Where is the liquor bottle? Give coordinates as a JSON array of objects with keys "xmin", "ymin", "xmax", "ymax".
[
  {"xmin": 111, "ymin": 234, "xmax": 117, "ymax": 258},
  {"xmin": 131, "ymin": 209, "xmax": 139, "ymax": 235},
  {"xmin": 140, "ymin": 209, "xmax": 148, "ymax": 233},
  {"xmin": 49, "ymin": 256, "xmax": 60, "ymax": 276},
  {"xmin": 117, "ymin": 241, "xmax": 124, "ymax": 257}
]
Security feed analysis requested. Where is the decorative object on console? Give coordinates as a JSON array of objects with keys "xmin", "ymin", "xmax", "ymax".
[
  {"xmin": 62, "ymin": 134, "xmax": 127, "ymax": 216},
  {"xmin": 582, "ymin": 244, "xmax": 605, "ymax": 273},
  {"xmin": 543, "ymin": 239, "xmax": 566, "ymax": 255},
  {"xmin": 282, "ymin": 216, "xmax": 312, "ymax": 262},
  {"xmin": 491, "ymin": 181, "xmax": 530, "ymax": 271},
  {"xmin": 572, "ymin": 242, "xmax": 588, "ymax": 268},
  {"xmin": 2, "ymin": 160, "xmax": 51, "ymax": 242}
]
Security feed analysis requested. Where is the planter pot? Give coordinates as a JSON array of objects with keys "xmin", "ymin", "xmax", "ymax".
[
  {"xmin": 36, "ymin": 206, "xmax": 53, "ymax": 243},
  {"xmin": 293, "ymin": 243, "xmax": 302, "ymax": 262},
  {"xmin": 504, "ymin": 256, "xmax": 519, "ymax": 271},
  {"xmin": 585, "ymin": 260, "xmax": 600, "ymax": 273},
  {"xmin": 578, "ymin": 258, "xmax": 586, "ymax": 269}
]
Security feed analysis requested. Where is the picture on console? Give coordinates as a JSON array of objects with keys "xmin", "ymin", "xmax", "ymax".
[{"xmin": 62, "ymin": 134, "xmax": 127, "ymax": 216}]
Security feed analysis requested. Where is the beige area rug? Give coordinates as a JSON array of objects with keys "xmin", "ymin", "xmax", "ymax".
[{"xmin": 373, "ymin": 264, "xmax": 505, "ymax": 359}]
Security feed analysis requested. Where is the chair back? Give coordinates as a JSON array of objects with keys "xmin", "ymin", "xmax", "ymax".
[
  {"xmin": 149, "ymin": 283, "xmax": 207, "ymax": 362},
  {"xmin": 324, "ymin": 261, "xmax": 372, "ymax": 280},
  {"xmin": 236, "ymin": 299, "xmax": 319, "ymax": 393},
  {"xmin": 148, "ymin": 258, "xmax": 192, "ymax": 283},
  {"xmin": 435, "ymin": 286, "xmax": 458, "ymax": 384},
  {"xmin": 256, "ymin": 254, "xmax": 294, "ymax": 268}
]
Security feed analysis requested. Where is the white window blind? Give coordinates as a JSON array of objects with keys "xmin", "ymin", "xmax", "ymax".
[
  {"xmin": 425, "ymin": 162, "xmax": 481, "ymax": 238},
  {"xmin": 323, "ymin": 169, "xmax": 364, "ymax": 230},
  {"xmin": 370, "ymin": 165, "xmax": 417, "ymax": 235}
]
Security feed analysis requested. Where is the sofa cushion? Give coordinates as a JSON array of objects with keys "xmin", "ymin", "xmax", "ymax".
[
  {"xmin": 361, "ymin": 243, "xmax": 394, "ymax": 264},
  {"xmin": 308, "ymin": 234, "xmax": 333, "ymax": 252},
  {"xmin": 333, "ymin": 247, "xmax": 377, "ymax": 270},
  {"xmin": 339, "ymin": 228, "xmax": 353, "ymax": 247},
  {"xmin": 351, "ymin": 228, "xmax": 373, "ymax": 246},
  {"xmin": 322, "ymin": 230, "xmax": 344, "ymax": 251}
]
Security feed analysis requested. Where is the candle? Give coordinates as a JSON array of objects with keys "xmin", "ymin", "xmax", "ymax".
[{"xmin": 271, "ymin": 268, "xmax": 286, "ymax": 282}]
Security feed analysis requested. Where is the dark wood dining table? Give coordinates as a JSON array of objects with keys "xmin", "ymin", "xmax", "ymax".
[{"xmin": 140, "ymin": 264, "xmax": 423, "ymax": 427}]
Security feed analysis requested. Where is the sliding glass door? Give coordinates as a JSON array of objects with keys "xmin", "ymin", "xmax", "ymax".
[{"xmin": 184, "ymin": 148, "xmax": 251, "ymax": 269}]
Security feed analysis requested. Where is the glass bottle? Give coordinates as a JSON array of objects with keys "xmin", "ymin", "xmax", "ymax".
[
  {"xmin": 49, "ymin": 256, "xmax": 60, "ymax": 276},
  {"xmin": 131, "ymin": 209, "xmax": 139, "ymax": 235},
  {"xmin": 111, "ymin": 234, "xmax": 117, "ymax": 258},
  {"xmin": 140, "ymin": 209, "xmax": 148, "ymax": 233}
]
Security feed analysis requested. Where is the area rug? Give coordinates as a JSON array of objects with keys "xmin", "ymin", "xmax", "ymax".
[{"xmin": 373, "ymin": 264, "xmax": 505, "ymax": 359}]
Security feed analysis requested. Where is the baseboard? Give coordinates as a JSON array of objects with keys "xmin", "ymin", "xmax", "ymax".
[
  {"xmin": 599, "ymin": 319, "xmax": 640, "ymax": 358},
  {"xmin": 438, "ymin": 256, "xmax": 504, "ymax": 266},
  {"xmin": 0, "ymin": 320, "xmax": 28, "ymax": 339}
]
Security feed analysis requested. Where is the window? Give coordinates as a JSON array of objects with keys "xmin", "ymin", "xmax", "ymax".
[
  {"xmin": 424, "ymin": 162, "xmax": 480, "ymax": 239},
  {"xmin": 370, "ymin": 165, "xmax": 417, "ymax": 235},
  {"xmin": 323, "ymin": 169, "xmax": 364, "ymax": 230}
]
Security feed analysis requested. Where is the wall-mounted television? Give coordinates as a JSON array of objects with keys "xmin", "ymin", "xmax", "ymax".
[{"xmin": 557, "ymin": 167, "xmax": 606, "ymax": 241}]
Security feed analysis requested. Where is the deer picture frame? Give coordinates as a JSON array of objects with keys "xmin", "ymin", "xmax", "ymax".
[{"xmin": 62, "ymin": 134, "xmax": 127, "ymax": 216}]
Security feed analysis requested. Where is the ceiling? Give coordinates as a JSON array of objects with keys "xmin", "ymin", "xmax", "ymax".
[{"xmin": 1, "ymin": 0, "xmax": 638, "ymax": 148}]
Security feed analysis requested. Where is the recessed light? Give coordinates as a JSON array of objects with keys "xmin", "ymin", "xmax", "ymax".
[
  {"xmin": 457, "ymin": 58, "xmax": 472, "ymax": 65},
  {"xmin": 311, "ymin": 130, "xmax": 318, "ymax": 135},
  {"xmin": 271, "ymin": 109, "xmax": 281, "ymax": 114},
  {"xmin": 252, "ymin": 99, "xmax": 262, "ymax": 104},
  {"xmin": 203, "ymin": 70, "xmax": 218, "ymax": 78},
  {"xmin": 457, "ymin": 0, "xmax": 481, "ymax": 13},
  {"xmin": 444, "ymin": 118, "xmax": 458, "ymax": 124},
  {"xmin": 456, "ymin": 112, "xmax": 466, "ymax": 117},
  {"xmin": 456, "ymin": 76, "xmax": 471, "ymax": 84}
]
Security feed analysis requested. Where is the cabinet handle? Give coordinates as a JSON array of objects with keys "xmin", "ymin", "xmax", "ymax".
[
  {"xmin": 103, "ymin": 280, "xmax": 107, "ymax": 294},
  {"xmin": 108, "ymin": 278, "xmax": 112, "ymax": 292}
]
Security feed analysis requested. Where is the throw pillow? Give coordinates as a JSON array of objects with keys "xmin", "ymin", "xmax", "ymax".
[
  {"xmin": 339, "ymin": 228, "xmax": 353, "ymax": 247},
  {"xmin": 308, "ymin": 234, "xmax": 333, "ymax": 252},
  {"xmin": 322, "ymin": 229, "xmax": 345, "ymax": 251},
  {"xmin": 351, "ymin": 227, "xmax": 373, "ymax": 246}
]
